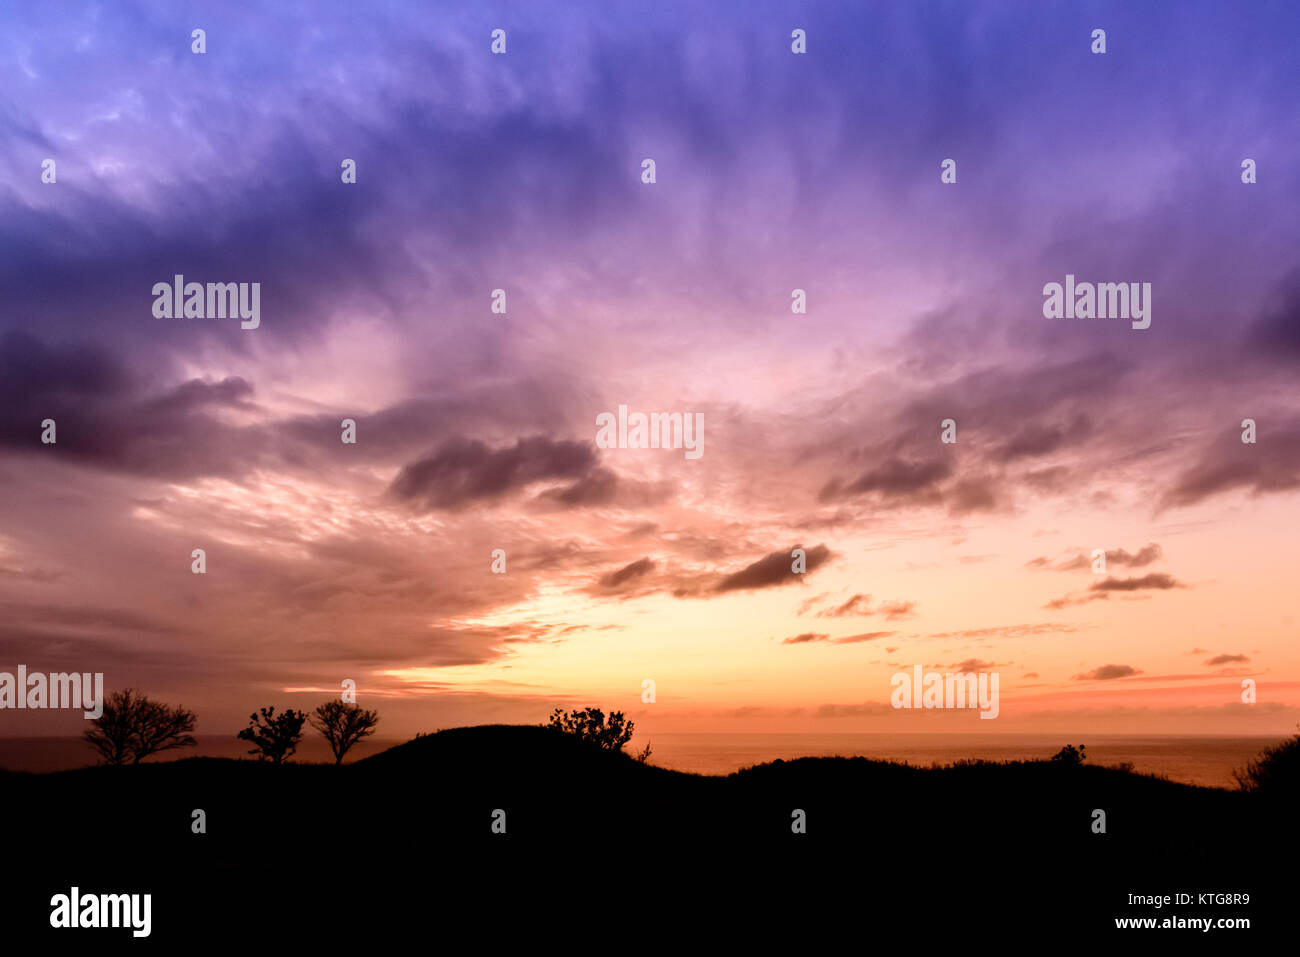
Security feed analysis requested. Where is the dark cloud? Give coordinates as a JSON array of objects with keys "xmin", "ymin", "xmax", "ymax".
[
  {"xmin": 946, "ymin": 476, "xmax": 1003, "ymax": 514},
  {"xmin": 599, "ymin": 557, "xmax": 656, "ymax": 589},
  {"xmin": 388, "ymin": 435, "xmax": 598, "ymax": 510},
  {"xmin": 1047, "ymin": 571, "xmax": 1186, "ymax": 607},
  {"xmin": 1160, "ymin": 422, "xmax": 1300, "ymax": 510},
  {"xmin": 712, "ymin": 544, "xmax": 833, "ymax": 594},
  {"xmin": 1073, "ymin": 664, "xmax": 1142, "ymax": 680},
  {"xmin": 1089, "ymin": 573, "xmax": 1184, "ymax": 593},
  {"xmin": 877, "ymin": 600, "xmax": 916, "ymax": 620},
  {"xmin": 995, "ymin": 414, "xmax": 1092, "ymax": 462},
  {"xmin": 0, "ymin": 330, "xmax": 132, "ymax": 399},
  {"xmin": 588, "ymin": 544, "xmax": 836, "ymax": 602},
  {"xmin": 1206, "ymin": 653, "xmax": 1249, "ymax": 665},
  {"xmin": 782, "ymin": 632, "xmax": 829, "ymax": 645},
  {"xmin": 1247, "ymin": 266, "xmax": 1300, "ymax": 361},
  {"xmin": 818, "ymin": 458, "xmax": 951, "ymax": 504},
  {"xmin": 781, "ymin": 629, "xmax": 893, "ymax": 646},
  {"xmin": 1109, "ymin": 544, "xmax": 1163, "ymax": 567},
  {"xmin": 538, "ymin": 468, "xmax": 620, "ymax": 506},
  {"xmin": 145, "ymin": 376, "xmax": 255, "ymax": 414},
  {"xmin": 1043, "ymin": 595, "xmax": 1094, "ymax": 609},
  {"xmin": 537, "ymin": 468, "xmax": 673, "ymax": 509},
  {"xmin": 832, "ymin": 631, "xmax": 895, "ymax": 644},
  {"xmin": 0, "ymin": 332, "xmax": 253, "ymax": 478},
  {"xmin": 802, "ymin": 594, "xmax": 915, "ymax": 619},
  {"xmin": 1047, "ymin": 544, "xmax": 1163, "ymax": 571},
  {"xmin": 814, "ymin": 593, "xmax": 872, "ymax": 617}
]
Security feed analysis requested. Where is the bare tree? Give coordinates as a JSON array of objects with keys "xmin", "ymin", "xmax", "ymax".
[
  {"xmin": 309, "ymin": 700, "xmax": 380, "ymax": 765},
  {"xmin": 83, "ymin": 689, "xmax": 198, "ymax": 766},
  {"xmin": 237, "ymin": 706, "xmax": 307, "ymax": 764}
]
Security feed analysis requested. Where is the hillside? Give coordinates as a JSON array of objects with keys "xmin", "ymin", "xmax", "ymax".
[{"xmin": 3, "ymin": 725, "xmax": 1290, "ymax": 940}]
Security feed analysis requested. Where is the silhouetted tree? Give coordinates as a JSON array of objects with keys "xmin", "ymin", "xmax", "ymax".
[
  {"xmin": 1050, "ymin": 744, "xmax": 1087, "ymax": 765},
  {"xmin": 546, "ymin": 706, "xmax": 650, "ymax": 761},
  {"xmin": 309, "ymin": 700, "xmax": 380, "ymax": 765},
  {"xmin": 83, "ymin": 688, "xmax": 197, "ymax": 766},
  {"xmin": 1234, "ymin": 726, "xmax": 1300, "ymax": 794},
  {"xmin": 237, "ymin": 706, "xmax": 307, "ymax": 764}
]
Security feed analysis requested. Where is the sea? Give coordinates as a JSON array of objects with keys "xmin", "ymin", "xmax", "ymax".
[
  {"xmin": 0, "ymin": 733, "xmax": 1283, "ymax": 789},
  {"xmin": 642, "ymin": 733, "xmax": 1279, "ymax": 789}
]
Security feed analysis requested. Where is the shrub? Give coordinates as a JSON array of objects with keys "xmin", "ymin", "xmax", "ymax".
[
  {"xmin": 1050, "ymin": 744, "xmax": 1087, "ymax": 766},
  {"xmin": 1234, "ymin": 728, "xmax": 1300, "ymax": 794},
  {"xmin": 237, "ymin": 706, "xmax": 308, "ymax": 764},
  {"xmin": 546, "ymin": 706, "xmax": 651, "ymax": 761}
]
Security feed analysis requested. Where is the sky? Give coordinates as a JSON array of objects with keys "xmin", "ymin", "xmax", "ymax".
[{"xmin": 1, "ymin": 0, "xmax": 1299, "ymax": 744}]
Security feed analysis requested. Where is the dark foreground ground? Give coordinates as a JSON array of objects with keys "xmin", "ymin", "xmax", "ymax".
[{"xmin": 1, "ymin": 725, "xmax": 1290, "ymax": 945}]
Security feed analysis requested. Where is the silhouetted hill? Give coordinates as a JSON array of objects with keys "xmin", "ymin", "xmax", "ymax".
[{"xmin": 3, "ymin": 725, "xmax": 1291, "ymax": 942}]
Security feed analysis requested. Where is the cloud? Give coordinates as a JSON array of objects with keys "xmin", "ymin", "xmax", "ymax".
[
  {"xmin": 782, "ymin": 632, "xmax": 828, "ymax": 645},
  {"xmin": 1043, "ymin": 596, "xmax": 1093, "ymax": 609},
  {"xmin": 927, "ymin": 623, "xmax": 1077, "ymax": 639},
  {"xmin": 803, "ymin": 594, "xmax": 916, "ymax": 619},
  {"xmin": 1073, "ymin": 664, "xmax": 1143, "ymax": 681},
  {"xmin": 946, "ymin": 476, "xmax": 1005, "ymax": 514},
  {"xmin": 995, "ymin": 414, "xmax": 1092, "ymax": 462},
  {"xmin": 712, "ymin": 544, "xmax": 833, "ymax": 594},
  {"xmin": 781, "ymin": 630, "xmax": 893, "ymax": 646},
  {"xmin": 813, "ymin": 701, "xmax": 895, "ymax": 718},
  {"xmin": 1206, "ymin": 653, "xmax": 1249, "ymax": 665},
  {"xmin": 1037, "ymin": 544, "xmax": 1163, "ymax": 572},
  {"xmin": 877, "ymin": 600, "xmax": 916, "ymax": 620},
  {"xmin": 0, "ymin": 332, "xmax": 276, "ymax": 480},
  {"xmin": 1089, "ymin": 573, "xmax": 1184, "ymax": 592},
  {"xmin": 388, "ymin": 435, "xmax": 600, "ymax": 510},
  {"xmin": 815, "ymin": 593, "xmax": 872, "ymax": 617},
  {"xmin": 598, "ymin": 557, "xmax": 657, "ymax": 589},
  {"xmin": 949, "ymin": 659, "xmax": 996, "ymax": 672},
  {"xmin": 818, "ymin": 458, "xmax": 951, "ymax": 504},
  {"xmin": 832, "ymin": 631, "xmax": 895, "ymax": 644},
  {"xmin": 1046, "ymin": 571, "xmax": 1186, "ymax": 608},
  {"xmin": 537, "ymin": 469, "xmax": 674, "ymax": 509},
  {"xmin": 1247, "ymin": 266, "xmax": 1300, "ymax": 361},
  {"xmin": 1160, "ymin": 421, "xmax": 1300, "ymax": 510}
]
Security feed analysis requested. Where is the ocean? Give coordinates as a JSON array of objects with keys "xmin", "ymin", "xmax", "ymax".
[
  {"xmin": 642, "ymin": 733, "xmax": 1280, "ymax": 788},
  {"xmin": 0, "ymin": 733, "xmax": 1283, "ymax": 789}
]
